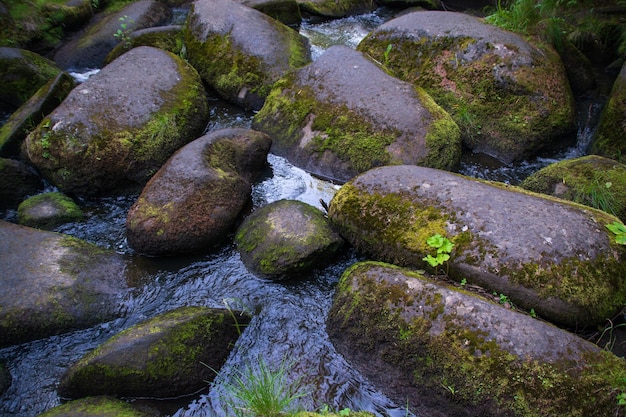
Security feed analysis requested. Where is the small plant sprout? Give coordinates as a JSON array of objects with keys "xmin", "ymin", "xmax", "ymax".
[
  {"xmin": 606, "ymin": 221, "xmax": 626, "ymax": 245},
  {"xmin": 423, "ymin": 233, "xmax": 454, "ymax": 275},
  {"xmin": 113, "ymin": 15, "xmax": 135, "ymax": 49},
  {"xmin": 383, "ymin": 43, "xmax": 393, "ymax": 65}
]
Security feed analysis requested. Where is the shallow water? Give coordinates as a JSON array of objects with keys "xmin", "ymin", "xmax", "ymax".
[{"xmin": 0, "ymin": 8, "xmax": 612, "ymax": 417}]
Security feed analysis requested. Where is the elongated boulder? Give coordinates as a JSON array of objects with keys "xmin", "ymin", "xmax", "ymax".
[
  {"xmin": 591, "ymin": 61, "xmax": 626, "ymax": 163},
  {"xmin": 252, "ymin": 45, "xmax": 461, "ymax": 182},
  {"xmin": 0, "ymin": 221, "xmax": 130, "ymax": 347},
  {"xmin": 327, "ymin": 261, "xmax": 626, "ymax": 417},
  {"xmin": 24, "ymin": 46, "xmax": 209, "ymax": 196},
  {"xmin": 184, "ymin": 0, "xmax": 311, "ymax": 111},
  {"xmin": 235, "ymin": 199, "xmax": 344, "ymax": 279},
  {"xmin": 328, "ymin": 165, "xmax": 626, "ymax": 328},
  {"xmin": 58, "ymin": 306, "xmax": 251, "ymax": 399},
  {"xmin": 126, "ymin": 128, "xmax": 272, "ymax": 256},
  {"xmin": 520, "ymin": 155, "xmax": 626, "ymax": 222},
  {"xmin": 358, "ymin": 11, "xmax": 576, "ymax": 164}
]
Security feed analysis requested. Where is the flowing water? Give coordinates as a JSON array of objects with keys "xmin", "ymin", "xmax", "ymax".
[{"xmin": 0, "ymin": 8, "xmax": 610, "ymax": 417}]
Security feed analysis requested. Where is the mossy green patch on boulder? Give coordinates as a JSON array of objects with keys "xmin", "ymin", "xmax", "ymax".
[
  {"xmin": 327, "ymin": 261, "xmax": 626, "ymax": 417},
  {"xmin": 57, "ymin": 306, "xmax": 251, "ymax": 399},
  {"xmin": 328, "ymin": 165, "xmax": 626, "ymax": 328},
  {"xmin": 358, "ymin": 10, "xmax": 576, "ymax": 164},
  {"xmin": 184, "ymin": 0, "xmax": 311, "ymax": 111},
  {"xmin": 0, "ymin": 221, "xmax": 130, "ymax": 347},
  {"xmin": 235, "ymin": 199, "xmax": 344, "ymax": 279},
  {"xmin": 295, "ymin": 0, "xmax": 376, "ymax": 18},
  {"xmin": 24, "ymin": 46, "xmax": 209, "ymax": 196},
  {"xmin": 520, "ymin": 155, "xmax": 626, "ymax": 222},
  {"xmin": 17, "ymin": 191, "xmax": 83, "ymax": 230},
  {"xmin": 103, "ymin": 25, "xmax": 185, "ymax": 65},
  {"xmin": 126, "ymin": 128, "xmax": 272, "ymax": 256},
  {"xmin": 36, "ymin": 396, "xmax": 154, "ymax": 417},
  {"xmin": 591, "ymin": 61, "xmax": 626, "ymax": 163},
  {"xmin": 252, "ymin": 45, "xmax": 461, "ymax": 182}
]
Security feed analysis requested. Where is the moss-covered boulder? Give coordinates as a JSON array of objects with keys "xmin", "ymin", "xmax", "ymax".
[
  {"xmin": 104, "ymin": 25, "xmax": 185, "ymax": 65},
  {"xmin": 0, "ymin": 47, "xmax": 62, "ymax": 109},
  {"xmin": 126, "ymin": 128, "xmax": 272, "ymax": 256},
  {"xmin": 295, "ymin": 0, "xmax": 376, "ymax": 18},
  {"xmin": 0, "ymin": 72, "xmax": 76, "ymax": 158},
  {"xmin": 327, "ymin": 261, "xmax": 626, "ymax": 417},
  {"xmin": 239, "ymin": 0, "xmax": 302, "ymax": 27},
  {"xmin": 57, "ymin": 306, "xmax": 251, "ymax": 399},
  {"xmin": 328, "ymin": 165, "xmax": 626, "ymax": 328},
  {"xmin": 0, "ymin": 158, "xmax": 42, "ymax": 209},
  {"xmin": 591, "ymin": 61, "xmax": 626, "ymax": 163},
  {"xmin": 252, "ymin": 45, "xmax": 461, "ymax": 182},
  {"xmin": 358, "ymin": 10, "xmax": 576, "ymax": 164},
  {"xmin": 520, "ymin": 155, "xmax": 626, "ymax": 222},
  {"xmin": 24, "ymin": 46, "xmax": 209, "ymax": 196},
  {"xmin": 235, "ymin": 199, "xmax": 344, "ymax": 279},
  {"xmin": 52, "ymin": 0, "xmax": 171, "ymax": 70},
  {"xmin": 36, "ymin": 396, "xmax": 154, "ymax": 417},
  {"xmin": 17, "ymin": 191, "xmax": 83, "ymax": 230},
  {"xmin": 0, "ymin": 220, "xmax": 130, "ymax": 347},
  {"xmin": 184, "ymin": 0, "xmax": 311, "ymax": 111}
]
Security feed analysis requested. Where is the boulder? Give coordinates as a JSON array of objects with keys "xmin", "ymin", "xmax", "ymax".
[
  {"xmin": 252, "ymin": 45, "xmax": 461, "ymax": 182},
  {"xmin": 58, "ymin": 306, "xmax": 251, "ymax": 399},
  {"xmin": 0, "ymin": 72, "xmax": 76, "ymax": 158},
  {"xmin": 0, "ymin": 47, "xmax": 62, "ymax": 108},
  {"xmin": 0, "ymin": 158, "xmax": 42, "ymax": 209},
  {"xmin": 239, "ymin": 0, "xmax": 302, "ymax": 27},
  {"xmin": 327, "ymin": 261, "xmax": 626, "ymax": 417},
  {"xmin": 0, "ymin": 361, "xmax": 9, "ymax": 396},
  {"xmin": 591, "ymin": 60, "xmax": 626, "ymax": 163},
  {"xmin": 184, "ymin": 0, "xmax": 311, "ymax": 111},
  {"xmin": 235, "ymin": 199, "xmax": 344, "ymax": 279},
  {"xmin": 40, "ymin": 0, "xmax": 94, "ymax": 31},
  {"xmin": 24, "ymin": 46, "xmax": 209, "ymax": 196},
  {"xmin": 36, "ymin": 396, "xmax": 154, "ymax": 417},
  {"xmin": 52, "ymin": 0, "xmax": 171, "ymax": 70},
  {"xmin": 126, "ymin": 128, "xmax": 272, "ymax": 256},
  {"xmin": 0, "ymin": 221, "xmax": 130, "ymax": 347},
  {"xmin": 17, "ymin": 191, "xmax": 83, "ymax": 230},
  {"xmin": 103, "ymin": 25, "xmax": 185, "ymax": 65},
  {"xmin": 520, "ymin": 155, "xmax": 626, "ymax": 222},
  {"xmin": 328, "ymin": 165, "xmax": 626, "ymax": 328},
  {"xmin": 358, "ymin": 10, "xmax": 576, "ymax": 164},
  {"xmin": 295, "ymin": 0, "xmax": 376, "ymax": 18}
]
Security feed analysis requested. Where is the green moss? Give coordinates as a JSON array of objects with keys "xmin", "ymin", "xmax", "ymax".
[
  {"xmin": 37, "ymin": 396, "xmax": 152, "ymax": 417},
  {"xmin": 17, "ymin": 191, "xmax": 83, "ymax": 228}
]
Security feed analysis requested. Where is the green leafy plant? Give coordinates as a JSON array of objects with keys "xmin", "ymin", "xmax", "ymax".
[
  {"xmin": 606, "ymin": 221, "xmax": 626, "ymax": 244},
  {"xmin": 113, "ymin": 15, "xmax": 135, "ymax": 49},
  {"xmin": 423, "ymin": 234, "xmax": 454, "ymax": 275},
  {"xmin": 220, "ymin": 358, "xmax": 307, "ymax": 417},
  {"xmin": 383, "ymin": 43, "xmax": 393, "ymax": 65}
]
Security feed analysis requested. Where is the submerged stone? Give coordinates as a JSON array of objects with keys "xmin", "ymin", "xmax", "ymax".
[
  {"xmin": 327, "ymin": 261, "xmax": 626, "ymax": 417},
  {"xmin": 328, "ymin": 165, "xmax": 626, "ymax": 328}
]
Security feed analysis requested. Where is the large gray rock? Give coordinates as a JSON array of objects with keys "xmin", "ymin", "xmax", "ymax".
[
  {"xmin": 327, "ymin": 261, "xmax": 626, "ymax": 417},
  {"xmin": 126, "ymin": 128, "xmax": 272, "ymax": 256},
  {"xmin": 0, "ymin": 221, "xmax": 130, "ymax": 347},
  {"xmin": 328, "ymin": 165, "xmax": 626, "ymax": 328},
  {"xmin": 184, "ymin": 0, "xmax": 311, "ymax": 111},
  {"xmin": 58, "ymin": 306, "xmax": 251, "ymax": 399},
  {"xmin": 0, "ymin": 47, "xmax": 62, "ymax": 108},
  {"xmin": 358, "ymin": 10, "xmax": 576, "ymax": 164},
  {"xmin": 52, "ymin": 0, "xmax": 171, "ymax": 70},
  {"xmin": 24, "ymin": 46, "xmax": 209, "ymax": 196},
  {"xmin": 235, "ymin": 199, "xmax": 344, "ymax": 279},
  {"xmin": 253, "ymin": 45, "xmax": 462, "ymax": 183}
]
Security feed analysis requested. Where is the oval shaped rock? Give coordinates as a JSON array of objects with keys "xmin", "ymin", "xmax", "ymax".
[
  {"xmin": 58, "ymin": 306, "xmax": 251, "ymax": 399},
  {"xmin": 328, "ymin": 165, "xmax": 626, "ymax": 328},
  {"xmin": 0, "ymin": 221, "xmax": 130, "ymax": 347},
  {"xmin": 235, "ymin": 199, "xmax": 344, "ymax": 279},
  {"xmin": 17, "ymin": 191, "xmax": 83, "ymax": 230},
  {"xmin": 358, "ymin": 10, "xmax": 576, "ymax": 164},
  {"xmin": 253, "ymin": 45, "xmax": 461, "ymax": 183},
  {"xmin": 126, "ymin": 128, "xmax": 272, "ymax": 256},
  {"xmin": 24, "ymin": 46, "xmax": 209, "ymax": 196},
  {"xmin": 327, "ymin": 261, "xmax": 626, "ymax": 417},
  {"xmin": 184, "ymin": 0, "xmax": 311, "ymax": 111}
]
